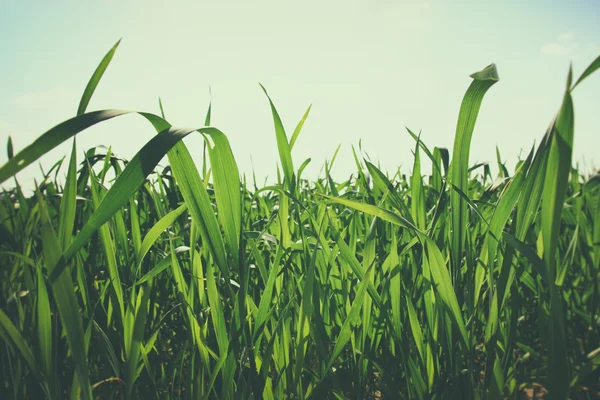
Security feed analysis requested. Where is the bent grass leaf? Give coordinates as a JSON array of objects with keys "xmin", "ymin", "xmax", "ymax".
[{"xmin": 449, "ymin": 63, "xmax": 499, "ymax": 277}]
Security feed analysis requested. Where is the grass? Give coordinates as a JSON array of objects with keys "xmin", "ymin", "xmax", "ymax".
[{"xmin": 0, "ymin": 40, "xmax": 599, "ymax": 399}]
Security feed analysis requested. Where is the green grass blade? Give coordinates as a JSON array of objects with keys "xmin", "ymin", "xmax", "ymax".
[
  {"xmin": 322, "ymin": 194, "xmax": 418, "ymax": 232},
  {"xmin": 260, "ymin": 84, "xmax": 295, "ymax": 186},
  {"xmin": 254, "ymin": 252, "xmax": 282, "ymax": 341},
  {"xmin": 410, "ymin": 138, "xmax": 426, "ymax": 230},
  {"xmin": 541, "ymin": 70, "xmax": 575, "ymax": 399},
  {"xmin": 6, "ymin": 136, "xmax": 13, "ymax": 159},
  {"xmin": 364, "ymin": 160, "xmax": 415, "ymax": 225},
  {"xmin": 325, "ymin": 258, "xmax": 374, "ymax": 371},
  {"xmin": 515, "ymin": 137, "xmax": 551, "ymax": 241},
  {"xmin": 422, "ymin": 236, "xmax": 469, "ymax": 349},
  {"xmin": 406, "ymin": 127, "xmax": 441, "ymax": 176},
  {"xmin": 167, "ymin": 141, "xmax": 230, "ymax": 276},
  {"xmin": 290, "ymin": 104, "xmax": 312, "ymax": 150},
  {"xmin": 294, "ymin": 240, "xmax": 318, "ymax": 397},
  {"xmin": 129, "ymin": 196, "xmax": 142, "ymax": 257},
  {"xmin": 88, "ymin": 164, "xmax": 125, "ymax": 320},
  {"xmin": 38, "ymin": 190, "xmax": 92, "ymax": 400},
  {"xmin": 474, "ymin": 152, "xmax": 530, "ymax": 307},
  {"xmin": 77, "ymin": 39, "xmax": 121, "ymax": 115},
  {"xmin": 571, "ymin": 55, "xmax": 600, "ymax": 90},
  {"xmin": 405, "ymin": 290, "xmax": 425, "ymax": 362},
  {"xmin": 449, "ymin": 63, "xmax": 499, "ymax": 276},
  {"xmin": 205, "ymin": 260, "xmax": 230, "ymax": 359},
  {"xmin": 57, "ymin": 139, "xmax": 78, "ymax": 249},
  {"xmin": 204, "ymin": 129, "xmax": 242, "ymax": 265},
  {"xmin": 137, "ymin": 203, "xmax": 187, "ymax": 271},
  {"xmin": 36, "ymin": 266, "xmax": 54, "ymax": 398},
  {"xmin": 0, "ymin": 110, "xmax": 130, "ymax": 183},
  {"xmin": 137, "ymin": 255, "xmax": 174, "ymax": 284},
  {"xmin": 388, "ymin": 233, "xmax": 402, "ymax": 341},
  {"xmin": 125, "ymin": 283, "xmax": 153, "ymax": 399},
  {"xmin": 542, "ymin": 76, "xmax": 574, "ymax": 283}
]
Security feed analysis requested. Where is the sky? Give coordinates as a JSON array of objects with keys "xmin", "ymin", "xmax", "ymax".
[{"xmin": 0, "ymin": 0, "xmax": 599, "ymax": 189}]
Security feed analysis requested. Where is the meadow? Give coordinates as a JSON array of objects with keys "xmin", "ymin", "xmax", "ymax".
[{"xmin": 0, "ymin": 40, "xmax": 599, "ymax": 399}]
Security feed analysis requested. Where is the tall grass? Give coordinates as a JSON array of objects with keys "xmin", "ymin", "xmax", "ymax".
[{"xmin": 1, "ymin": 41, "xmax": 599, "ymax": 399}]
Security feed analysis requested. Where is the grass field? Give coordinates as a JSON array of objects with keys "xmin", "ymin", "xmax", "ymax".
[{"xmin": 1, "ymin": 41, "xmax": 599, "ymax": 399}]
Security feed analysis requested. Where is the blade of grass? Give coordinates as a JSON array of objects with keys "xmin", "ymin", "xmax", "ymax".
[
  {"xmin": 77, "ymin": 39, "xmax": 121, "ymax": 115},
  {"xmin": 449, "ymin": 63, "xmax": 499, "ymax": 280},
  {"xmin": 290, "ymin": 104, "xmax": 312, "ymax": 151},
  {"xmin": 38, "ymin": 189, "xmax": 92, "ymax": 400},
  {"xmin": 136, "ymin": 203, "xmax": 187, "ymax": 271},
  {"xmin": 260, "ymin": 84, "xmax": 295, "ymax": 187}
]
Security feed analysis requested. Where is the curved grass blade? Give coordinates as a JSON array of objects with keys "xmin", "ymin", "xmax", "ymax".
[
  {"xmin": 571, "ymin": 55, "xmax": 600, "ymax": 91},
  {"xmin": 364, "ymin": 160, "xmax": 415, "ymax": 225},
  {"xmin": 321, "ymin": 194, "xmax": 418, "ymax": 232},
  {"xmin": 449, "ymin": 63, "xmax": 499, "ymax": 276},
  {"xmin": 138, "ymin": 255, "xmax": 176, "ymax": 285},
  {"xmin": 137, "ymin": 203, "xmax": 188, "ymax": 271},
  {"xmin": 19, "ymin": 114, "xmax": 236, "ymax": 283},
  {"xmin": 77, "ymin": 39, "xmax": 121, "ymax": 116},
  {"xmin": 0, "ymin": 110, "xmax": 130, "ymax": 183},
  {"xmin": 52, "ymin": 124, "xmax": 195, "ymax": 279}
]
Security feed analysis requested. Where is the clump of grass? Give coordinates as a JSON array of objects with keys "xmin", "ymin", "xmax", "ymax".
[{"xmin": 0, "ymin": 40, "xmax": 599, "ymax": 400}]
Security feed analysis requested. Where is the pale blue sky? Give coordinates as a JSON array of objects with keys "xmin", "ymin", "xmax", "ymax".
[{"xmin": 1, "ymin": 0, "xmax": 599, "ymax": 188}]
